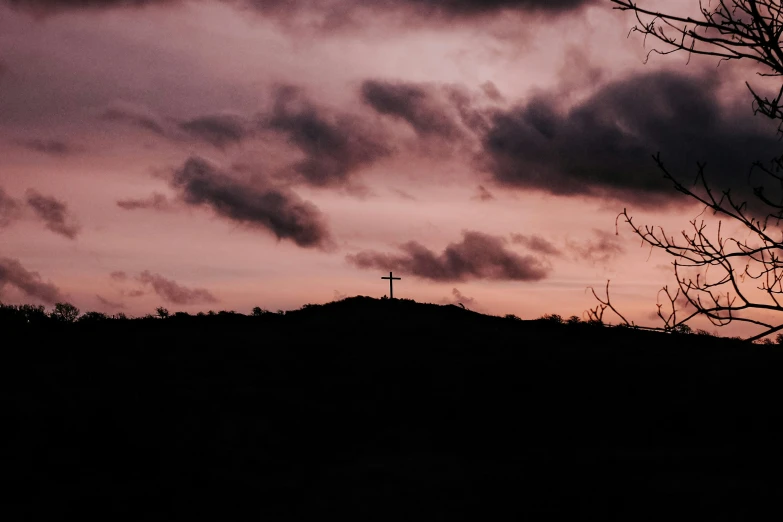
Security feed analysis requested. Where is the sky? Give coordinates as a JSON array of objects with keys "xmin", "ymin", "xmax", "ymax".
[{"xmin": 1, "ymin": 0, "xmax": 781, "ymax": 335}]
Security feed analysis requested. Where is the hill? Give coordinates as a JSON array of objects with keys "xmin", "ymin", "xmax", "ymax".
[{"xmin": 4, "ymin": 297, "xmax": 783, "ymax": 520}]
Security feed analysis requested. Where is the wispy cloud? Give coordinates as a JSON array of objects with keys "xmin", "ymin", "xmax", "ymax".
[{"xmin": 0, "ymin": 257, "xmax": 63, "ymax": 304}]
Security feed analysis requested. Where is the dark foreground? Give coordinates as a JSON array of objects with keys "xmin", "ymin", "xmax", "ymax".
[{"xmin": 5, "ymin": 297, "xmax": 783, "ymax": 520}]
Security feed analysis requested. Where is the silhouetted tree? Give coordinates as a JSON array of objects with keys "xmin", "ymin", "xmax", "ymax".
[
  {"xmin": 0, "ymin": 303, "xmax": 48, "ymax": 326},
  {"xmin": 589, "ymin": 1, "xmax": 783, "ymax": 341},
  {"xmin": 539, "ymin": 313, "xmax": 564, "ymax": 324},
  {"xmin": 51, "ymin": 302, "xmax": 80, "ymax": 323},
  {"xmin": 78, "ymin": 311, "xmax": 108, "ymax": 323},
  {"xmin": 155, "ymin": 307, "xmax": 169, "ymax": 319},
  {"xmin": 251, "ymin": 306, "xmax": 268, "ymax": 316}
]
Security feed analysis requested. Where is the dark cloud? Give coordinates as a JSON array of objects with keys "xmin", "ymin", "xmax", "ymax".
[
  {"xmin": 137, "ymin": 270, "xmax": 218, "ymax": 305},
  {"xmin": 170, "ymin": 156, "xmax": 333, "ymax": 249},
  {"xmin": 109, "ymin": 271, "xmax": 127, "ymax": 281},
  {"xmin": 480, "ymin": 71, "xmax": 783, "ymax": 207},
  {"xmin": 15, "ymin": 138, "xmax": 79, "ymax": 156},
  {"xmin": 4, "ymin": 0, "xmax": 594, "ymax": 20},
  {"xmin": 567, "ymin": 229, "xmax": 624, "ymax": 264},
  {"xmin": 102, "ymin": 103, "xmax": 166, "ymax": 136},
  {"xmin": 511, "ymin": 234, "xmax": 562, "ymax": 256},
  {"xmin": 263, "ymin": 85, "xmax": 390, "ymax": 187},
  {"xmin": 361, "ymin": 80, "xmax": 462, "ymax": 139},
  {"xmin": 116, "ymin": 192, "xmax": 173, "ymax": 211},
  {"xmin": 5, "ymin": 0, "xmax": 163, "ymax": 9},
  {"xmin": 394, "ymin": 0, "xmax": 594, "ymax": 16},
  {"xmin": 0, "ymin": 257, "xmax": 63, "ymax": 303},
  {"xmin": 25, "ymin": 190, "xmax": 80, "ymax": 239},
  {"xmin": 95, "ymin": 294, "xmax": 125, "ymax": 309},
  {"xmin": 481, "ymin": 81, "xmax": 504, "ymax": 102},
  {"xmin": 0, "ymin": 188, "xmax": 22, "ymax": 228},
  {"xmin": 346, "ymin": 230, "xmax": 549, "ymax": 282},
  {"xmin": 178, "ymin": 114, "xmax": 251, "ymax": 149},
  {"xmin": 473, "ymin": 185, "xmax": 494, "ymax": 201}
]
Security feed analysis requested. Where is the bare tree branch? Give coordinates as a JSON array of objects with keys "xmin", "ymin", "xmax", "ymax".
[
  {"xmin": 613, "ymin": 0, "xmax": 783, "ymax": 125},
  {"xmin": 591, "ymin": 1, "xmax": 783, "ymax": 341}
]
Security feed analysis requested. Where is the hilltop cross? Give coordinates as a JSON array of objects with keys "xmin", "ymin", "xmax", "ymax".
[{"xmin": 381, "ymin": 271, "xmax": 401, "ymax": 299}]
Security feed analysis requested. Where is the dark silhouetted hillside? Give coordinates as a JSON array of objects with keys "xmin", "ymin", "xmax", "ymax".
[{"xmin": 4, "ymin": 296, "xmax": 783, "ymax": 521}]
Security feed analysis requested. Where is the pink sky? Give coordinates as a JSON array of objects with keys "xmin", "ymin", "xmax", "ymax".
[{"xmin": 1, "ymin": 0, "xmax": 781, "ymax": 337}]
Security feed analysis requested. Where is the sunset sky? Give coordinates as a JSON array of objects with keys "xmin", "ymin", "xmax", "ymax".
[{"xmin": 1, "ymin": 0, "xmax": 781, "ymax": 335}]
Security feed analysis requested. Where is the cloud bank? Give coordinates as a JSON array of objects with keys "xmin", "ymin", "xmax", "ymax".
[
  {"xmin": 480, "ymin": 71, "xmax": 783, "ymax": 206},
  {"xmin": 347, "ymin": 230, "xmax": 549, "ymax": 282},
  {"xmin": 263, "ymin": 85, "xmax": 390, "ymax": 187}
]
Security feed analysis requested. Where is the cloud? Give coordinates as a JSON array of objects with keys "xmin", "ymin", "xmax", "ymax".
[
  {"xmin": 15, "ymin": 138, "xmax": 80, "ymax": 156},
  {"xmin": 5, "ymin": 0, "xmax": 595, "ymax": 21},
  {"xmin": 346, "ymin": 230, "xmax": 549, "ymax": 282},
  {"xmin": 116, "ymin": 192, "xmax": 174, "ymax": 211},
  {"xmin": 0, "ymin": 188, "xmax": 22, "ymax": 228},
  {"xmin": 361, "ymin": 80, "xmax": 463, "ymax": 139},
  {"xmin": 137, "ymin": 270, "xmax": 218, "ymax": 305},
  {"xmin": 393, "ymin": 0, "xmax": 595, "ymax": 16},
  {"xmin": 473, "ymin": 185, "xmax": 494, "ymax": 201},
  {"xmin": 25, "ymin": 190, "xmax": 80, "ymax": 239},
  {"xmin": 263, "ymin": 85, "xmax": 390, "ymax": 187},
  {"xmin": 511, "ymin": 234, "xmax": 562, "ymax": 256},
  {"xmin": 480, "ymin": 70, "xmax": 783, "ymax": 207},
  {"xmin": 567, "ymin": 229, "xmax": 624, "ymax": 264},
  {"xmin": 96, "ymin": 294, "xmax": 125, "ymax": 309},
  {"xmin": 0, "ymin": 257, "xmax": 63, "ymax": 303},
  {"xmin": 103, "ymin": 103, "xmax": 252, "ymax": 149},
  {"xmin": 170, "ymin": 156, "xmax": 333, "ymax": 249},
  {"xmin": 102, "ymin": 102, "xmax": 167, "ymax": 136},
  {"xmin": 178, "ymin": 114, "xmax": 251, "ymax": 149},
  {"xmin": 109, "ymin": 271, "xmax": 127, "ymax": 281},
  {"xmin": 5, "ymin": 0, "xmax": 165, "ymax": 12},
  {"xmin": 440, "ymin": 287, "xmax": 477, "ymax": 308},
  {"xmin": 390, "ymin": 188, "xmax": 417, "ymax": 201},
  {"xmin": 481, "ymin": 81, "xmax": 504, "ymax": 102}
]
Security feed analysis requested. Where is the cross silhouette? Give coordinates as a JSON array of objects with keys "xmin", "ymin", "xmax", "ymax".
[{"xmin": 381, "ymin": 271, "xmax": 401, "ymax": 299}]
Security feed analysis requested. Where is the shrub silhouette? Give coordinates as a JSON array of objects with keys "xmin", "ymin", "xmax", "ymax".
[
  {"xmin": 539, "ymin": 313, "xmax": 564, "ymax": 324},
  {"xmin": 672, "ymin": 324, "xmax": 693, "ymax": 335},
  {"xmin": 78, "ymin": 311, "xmax": 108, "ymax": 323},
  {"xmin": 156, "ymin": 307, "xmax": 170, "ymax": 319},
  {"xmin": 51, "ymin": 302, "xmax": 80, "ymax": 323}
]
